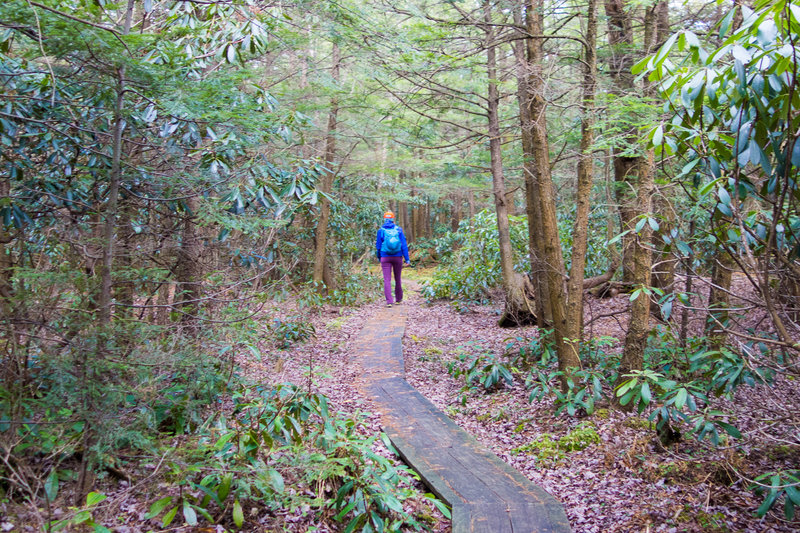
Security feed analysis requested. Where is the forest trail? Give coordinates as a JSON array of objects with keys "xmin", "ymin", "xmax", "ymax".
[{"xmin": 354, "ymin": 297, "xmax": 572, "ymax": 533}]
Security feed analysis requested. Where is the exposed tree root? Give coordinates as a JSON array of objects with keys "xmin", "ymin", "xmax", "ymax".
[{"xmin": 498, "ymin": 274, "xmax": 538, "ymax": 328}]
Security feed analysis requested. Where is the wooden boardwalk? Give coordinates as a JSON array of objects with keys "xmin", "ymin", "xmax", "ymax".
[{"xmin": 355, "ymin": 305, "xmax": 571, "ymax": 533}]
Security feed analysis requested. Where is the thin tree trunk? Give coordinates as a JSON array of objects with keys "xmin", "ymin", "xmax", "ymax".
[
  {"xmin": 398, "ymin": 170, "xmax": 409, "ymax": 231},
  {"xmin": 485, "ymin": 1, "xmax": 532, "ymax": 326},
  {"xmin": 651, "ymin": 192, "xmax": 677, "ymax": 318},
  {"xmin": 414, "ymin": 194, "xmax": 423, "ymax": 241},
  {"xmin": 114, "ymin": 201, "xmax": 134, "ymax": 321},
  {"xmin": 425, "ymin": 199, "xmax": 432, "ymax": 238},
  {"xmin": 565, "ymin": 0, "xmax": 598, "ymax": 341},
  {"xmin": 312, "ymin": 43, "xmax": 340, "ymax": 291},
  {"xmin": 177, "ymin": 195, "xmax": 202, "ymax": 335},
  {"xmin": 399, "ymin": 201, "xmax": 408, "ymax": 232},
  {"xmin": 77, "ymin": 0, "xmax": 135, "ymax": 502},
  {"xmin": 98, "ymin": 0, "xmax": 135, "ymax": 325},
  {"xmin": 525, "ymin": 0, "xmax": 581, "ymax": 373},
  {"xmin": 0, "ymin": 179, "xmax": 12, "ymax": 320},
  {"xmin": 680, "ymin": 219, "xmax": 696, "ymax": 347},
  {"xmin": 451, "ymin": 192, "xmax": 461, "ymax": 232},
  {"xmin": 513, "ymin": 6, "xmax": 549, "ymax": 330},
  {"xmin": 706, "ymin": 249, "xmax": 734, "ymax": 348}
]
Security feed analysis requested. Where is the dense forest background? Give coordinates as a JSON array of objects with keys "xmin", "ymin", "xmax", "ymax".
[{"xmin": 1, "ymin": 0, "xmax": 799, "ymax": 531}]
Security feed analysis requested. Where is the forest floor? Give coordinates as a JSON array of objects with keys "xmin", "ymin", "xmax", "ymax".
[
  {"xmin": 7, "ymin": 270, "xmax": 797, "ymax": 532},
  {"xmin": 258, "ymin": 268, "xmax": 800, "ymax": 533}
]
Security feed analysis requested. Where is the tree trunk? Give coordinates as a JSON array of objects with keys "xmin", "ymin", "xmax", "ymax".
[
  {"xmin": 504, "ymin": 189, "xmax": 516, "ymax": 216},
  {"xmin": 606, "ymin": 0, "xmax": 663, "ymax": 403},
  {"xmin": 425, "ymin": 199, "xmax": 432, "ymax": 238},
  {"xmin": 525, "ymin": 0, "xmax": 581, "ymax": 374},
  {"xmin": 451, "ymin": 192, "xmax": 461, "ymax": 232},
  {"xmin": 312, "ymin": 43, "xmax": 340, "ymax": 292},
  {"xmin": 604, "ymin": 0, "xmax": 638, "ymax": 283},
  {"xmin": 399, "ymin": 201, "xmax": 408, "ymax": 232},
  {"xmin": 0, "ymin": 179, "xmax": 13, "ymax": 320},
  {"xmin": 706, "ymin": 249, "xmax": 734, "ymax": 348},
  {"xmin": 619, "ymin": 152, "xmax": 655, "ymax": 387},
  {"xmin": 485, "ymin": 1, "xmax": 534, "ymax": 327},
  {"xmin": 176, "ymin": 195, "xmax": 202, "ymax": 336},
  {"xmin": 565, "ymin": 0, "xmax": 598, "ymax": 342},
  {"xmin": 114, "ymin": 201, "xmax": 134, "ymax": 321},
  {"xmin": 513, "ymin": 6, "xmax": 549, "ymax": 330},
  {"xmin": 414, "ymin": 194, "xmax": 423, "ymax": 241},
  {"xmin": 98, "ymin": 1, "xmax": 135, "ymax": 325},
  {"xmin": 680, "ymin": 219, "xmax": 696, "ymax": 347},
  {"xmin": 651, "ymin": 192, "xmax": 677, "ymax": 319}
]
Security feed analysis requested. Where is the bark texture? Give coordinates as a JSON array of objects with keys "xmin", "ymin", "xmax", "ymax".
[
  {"xmin": 524, "ymin": 0, "xmax": 581, "ymax": 372},
  {"xmin": 312, "ymin": 43, "xmax": 340, "ymax": 292},
  {"xmin": 619, "ymin": 152, "xmax": 655, "ymax": 384},
  {"xmin": 604, "ymin": 0, "xmax": 638, "ymax": 283},
  {"xmin": 565, "ymin": 0, "xmax": 598, "ymax": 341},
  {"xmin": 485, "ymin": 1, "xmax": 534, "ymax": 327},
  {"xmin": 513, "ymin": 6, "xmax": 549, "ymax": 328},
  {"xmin": 706, "ymin": 250, "xmax": 734, "ymax": 348},
  {"xmin": 176, "ymin": 195, "xmax": 202, "ymax": 335}
]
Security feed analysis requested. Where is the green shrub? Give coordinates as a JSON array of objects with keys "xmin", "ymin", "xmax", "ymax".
[
  {"xmin": 299, "ymin": 271, "xmax": 381, "ymax": 310},
  {"xmin": 524, "ymin": 334, "xmax": 619, "ymax": 415},
  {"xmin": 421, "ymin": 210, "xmax": 528, "ymax": 302},
  {"xmin": 447, "ymin": 344, "xmax": 515, "ymax": 392},
  {"xmin": 751, "ymin": 470, "xmax": 800, "ymax": 520},
  {"xmin": 270, "ymin": 315, "xmax": 316, "ymax": 348},
  {"xmin": 328, "ymin": 270, "xmax": 381, "ymax": 307},
  {"xmin": 143, "ymin": 384, "xmax": 448, "ymax": 531}
]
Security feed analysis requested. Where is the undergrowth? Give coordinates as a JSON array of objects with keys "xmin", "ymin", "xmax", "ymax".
[
  {"xmin": 140, "ymin": 383, "xmax": 447, "ymax": 531},
  {"xmin": 441, "ymin": 324, "xmax": 796, "ymax": 520},
  {"xmin": 0, "ymin": 277, "xmax": 442, "ymax": 531},
  {"xmin": 421, "ymin": 210, "xmax": 529, "ymax": 303},
  {"xmin": 511, "ymin": 422, "xmax": 601, "ymax": 467}
]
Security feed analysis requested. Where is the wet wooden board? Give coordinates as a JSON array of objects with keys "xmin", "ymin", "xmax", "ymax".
[{"xmin": 356, "ymin": 305, "xmax": 572, "ymax": 533}]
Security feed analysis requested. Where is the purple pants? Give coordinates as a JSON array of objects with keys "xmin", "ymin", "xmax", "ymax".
[{"xmin": 380, "ymin": 256, "xmax": 404, "ymax": 304}]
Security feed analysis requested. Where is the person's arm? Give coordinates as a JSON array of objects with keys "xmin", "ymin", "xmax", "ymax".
[
  {"xmin": 375, "ymin": 229, "xmax": 383, "ymax": 259},
  {"xmin": 400, "ymin": 228, "xmax": 410, "ymax": 263}
]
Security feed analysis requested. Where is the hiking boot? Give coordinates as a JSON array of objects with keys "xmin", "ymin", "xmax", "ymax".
[
  {"xmin": 395, "ymin": 300, "xmax": 403, "ymax": 305},
  {"xmin": 386, "ymin": 303, "xmax": 393, "ymax": 308}
]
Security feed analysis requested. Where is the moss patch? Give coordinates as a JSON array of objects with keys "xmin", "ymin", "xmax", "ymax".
[
  {"xmin": 623, "ymin": 416, "xmax": 654, "ymax": 431},
  {"xmin": 594, "ymin": 408, "xmax": 611, "ymax": 420},
  {"xmin": 512, "ymin": 422, "xmax": 601, "ymax": 466}
]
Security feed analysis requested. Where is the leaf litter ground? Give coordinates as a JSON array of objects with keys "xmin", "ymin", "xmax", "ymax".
[
  {"xmin": 15, "ymin": 274, "xmax": 794, "ymax": 532},
  {"xmin": 264, "ymin": 276, "xmax": 799, "ymax": 533}
]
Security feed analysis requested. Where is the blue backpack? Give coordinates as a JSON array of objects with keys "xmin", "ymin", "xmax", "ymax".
[{"xmin": 381, "ymin": 227, "xmax": 402, "ymax": 255}]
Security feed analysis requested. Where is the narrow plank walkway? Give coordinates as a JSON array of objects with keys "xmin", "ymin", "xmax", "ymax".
[{"xmin": 355, "ymin": 304, "xmax": 571, "ymax": 533}]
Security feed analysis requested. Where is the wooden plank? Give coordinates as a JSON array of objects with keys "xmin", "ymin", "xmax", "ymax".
[{"xmin": 356, "ymin": 306, "xmax": 572, "ymax": 533}]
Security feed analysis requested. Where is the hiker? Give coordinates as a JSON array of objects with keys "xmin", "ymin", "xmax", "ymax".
[{"xmin": 376, "ymin": 211, "xmax": 410, "ymax": 307}]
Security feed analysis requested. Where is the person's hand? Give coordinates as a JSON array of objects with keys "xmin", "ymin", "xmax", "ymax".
[{"xmin": 404, "ymin": 261, "xmax": 411, "ymax": 267}]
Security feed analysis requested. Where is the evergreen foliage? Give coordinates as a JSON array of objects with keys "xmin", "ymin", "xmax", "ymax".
[
  {"xmin": 421, "ymin": 210, "xmax": 528, "ymax": 302},
  {"xmin": 1, "ymin": 0, "xmax": 799, "ymax": 528}
]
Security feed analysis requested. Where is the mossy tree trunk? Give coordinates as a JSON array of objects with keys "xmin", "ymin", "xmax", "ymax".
[{"xmin": 513, "ymin": 6, "xmax": 548, "ymax": 330}]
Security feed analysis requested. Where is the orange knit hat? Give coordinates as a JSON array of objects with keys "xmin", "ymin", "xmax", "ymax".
[{"xmin": 383, "ymin": 211, "xmax": 394, "ymax": 219}]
